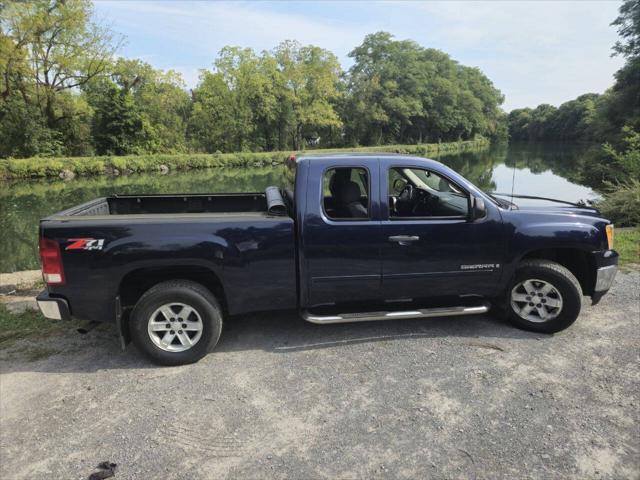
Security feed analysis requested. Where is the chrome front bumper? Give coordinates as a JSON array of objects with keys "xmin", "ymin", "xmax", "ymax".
[{"xmin": 595, "ymin": 265, "xmax": 617, "ymax": 292}]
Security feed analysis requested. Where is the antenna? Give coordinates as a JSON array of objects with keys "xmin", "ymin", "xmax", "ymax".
[{"xmin": 510, "ymin": 160, "xmax": 516, "ymax": 210}]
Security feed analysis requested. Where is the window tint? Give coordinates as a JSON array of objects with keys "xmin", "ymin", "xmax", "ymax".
[
  {"xmin": 388, "ymin": 167, "xmax": 468, "ymax": 218},
  {"xmin": 323, "ymin": 167, "xmax": 369, "ymax": 220}
]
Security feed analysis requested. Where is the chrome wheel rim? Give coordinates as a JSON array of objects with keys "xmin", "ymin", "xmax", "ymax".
[
  {"xmin": 511, "ymin": 279, "xmax": 563, "ymax": 323},
  {"xmin": 147, "ymin": 302, "xmax": 203, "ymax": 352}
]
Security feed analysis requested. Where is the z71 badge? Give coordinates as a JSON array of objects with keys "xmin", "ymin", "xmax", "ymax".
[{"xmin": 66, "ymin": 238, "xmax": 105, "ymax": 251}]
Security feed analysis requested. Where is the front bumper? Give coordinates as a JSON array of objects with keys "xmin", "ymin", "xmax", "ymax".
[
  {"xmin": 36, "ymin": 290, "xmax": 71, "ymax": 320},
  {"xmin": 591, "ymin": 250, "xmax": 618, "ymax": 305},
  {"xmin": 595, "ymin": 265, "xmax": 617, "ymax": 292}
]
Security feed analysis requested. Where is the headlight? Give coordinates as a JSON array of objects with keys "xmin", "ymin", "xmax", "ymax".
[{"xmin": 606, "ymin": 224, "xmax": 614, "ymax": 250}]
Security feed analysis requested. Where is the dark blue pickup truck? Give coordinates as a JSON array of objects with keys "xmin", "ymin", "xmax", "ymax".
[{"xmin": 37, "ymin": 154, "xmax": 618, "ymax": 365}]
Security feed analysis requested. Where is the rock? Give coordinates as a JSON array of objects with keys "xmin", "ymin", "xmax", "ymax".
[
  {"xmin": 59, "ymin": 169, "xmax": 75, "ymax": 180},
  {"xmin": 158, "ymin": 164, "xmax": 169, "ymax": 174}
]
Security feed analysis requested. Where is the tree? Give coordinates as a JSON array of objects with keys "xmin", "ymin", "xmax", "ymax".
[
  {"xmin": 89, "ymin": 80, "xmax": 144, "ymax": 155},
  {"xmin": 1, "ymin": 0, "xmax": 117, "ymax": 156},
  {"xmin": 274, "ymin": 40, "xmax": 343, "ymax": 150},
  {"xmin": 611, "ymin": 0, "xmax": 640, "ymax": 59},
  {"xmin": 108, "ymin": 58, "xmax": 191, "ymax": 153},
  {"xmin": 343, "ymin": 32, "xmax": 503, "ymax": 146}
]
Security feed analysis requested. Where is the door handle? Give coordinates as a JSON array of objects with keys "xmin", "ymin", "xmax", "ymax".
[{"xmin": 388, "ymin": 235, "xmax": 420, "ymax": 246}]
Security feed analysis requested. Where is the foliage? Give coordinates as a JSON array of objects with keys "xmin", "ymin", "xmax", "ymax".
[
  {"xmin": 0, "ymin": 137, "xmax": 489, "ymax": 179},
  {"xmin": 611, "ymin": 0, "xmax": 640, "ymax": 59},
  {"xmin": 506, "ymin": 0, "xmax": 640, "ymax": 204},
  {"xmin": 596, "ymin": 179, "xmax": 640, "ymax": 227},
  {"xmin": 1, "ymin": 2, "xmax": 503, "ymax": 158},
  {"xmin": 0, "ymin": 0, "xmax": 116, "ymax": 157},
  {"xmin": 342, "ymin": 32, "xmax": 505, "ymax": 146}
]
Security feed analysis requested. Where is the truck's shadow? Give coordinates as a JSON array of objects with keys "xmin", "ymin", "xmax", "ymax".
[{"xmin": 0, "ymin": 310, "xmax": 545, "ymax": 374}]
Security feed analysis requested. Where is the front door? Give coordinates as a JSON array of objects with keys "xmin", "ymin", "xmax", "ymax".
[{"xmin": 380, "ymin": 160, "xmax": 503, "ymax": 302}]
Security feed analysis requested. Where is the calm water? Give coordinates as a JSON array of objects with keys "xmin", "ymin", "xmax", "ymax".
[{"xmin": 0, "ymin": 142, "xmax": 598, "ymax": 273}]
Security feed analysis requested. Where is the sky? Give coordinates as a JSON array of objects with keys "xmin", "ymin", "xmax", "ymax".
[{"xmin": 93, "ymin": 0, "xmax": 625, "ymax": 112}]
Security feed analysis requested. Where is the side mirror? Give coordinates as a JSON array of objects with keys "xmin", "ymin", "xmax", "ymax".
[{"xmin": 470, "ymin": 195, "xmax": 486, "ymax": 221}]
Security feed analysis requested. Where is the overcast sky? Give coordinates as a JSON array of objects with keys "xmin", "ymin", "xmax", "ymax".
[{"xmin": 94, "ymin": 0, "xmax": 625, "ymax": 111}]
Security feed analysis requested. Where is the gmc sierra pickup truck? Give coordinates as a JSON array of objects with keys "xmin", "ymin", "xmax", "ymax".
[{"xmin": 37, "ymin": 154, "xmax": 618, "ymax": 365}]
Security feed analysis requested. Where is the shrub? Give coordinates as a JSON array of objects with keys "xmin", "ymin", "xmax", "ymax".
[
  {"xmin": 596, "ymin": 179, "xmax": 640, "ymax": 227},
  {"xmin": 0, "ymin": 137, "xmax": 490, "ymax": 180}
]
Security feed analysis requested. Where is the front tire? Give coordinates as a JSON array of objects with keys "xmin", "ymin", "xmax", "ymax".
[
  {"xmin": 130, "ymin": 280, "xmax": 223, "ymax": 365},
  {"xmin": 504, "ymin": 260, "xmax": 582, "ymax": 333}
]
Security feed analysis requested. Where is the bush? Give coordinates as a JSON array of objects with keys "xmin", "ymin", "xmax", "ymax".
[
  {"xmin": 0, "ymin": 137, "xmax": 490, "ymax": 180},
  {"xmin": 596, "ymin": 179, "xmax": 640, "ymax": 227}
]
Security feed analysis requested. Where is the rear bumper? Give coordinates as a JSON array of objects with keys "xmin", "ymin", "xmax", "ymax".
[{"xmin": 36, "ymin": 291, "xmax": 71, "ymax": 320}]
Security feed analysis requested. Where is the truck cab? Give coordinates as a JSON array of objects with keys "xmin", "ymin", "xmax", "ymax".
[{"xmin": 36, "ymin": 154, "xmax": 618, "ymax": 365}]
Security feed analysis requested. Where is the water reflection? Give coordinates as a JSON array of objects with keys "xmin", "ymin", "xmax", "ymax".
[{"xmin": 0, "ymin": 143, "xmax": 598, "ymax": 272}]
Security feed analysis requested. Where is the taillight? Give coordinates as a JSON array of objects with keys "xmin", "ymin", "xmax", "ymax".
[{"xmin": 39, "ymin": 237, "xmax": 65, "ymax": 285}]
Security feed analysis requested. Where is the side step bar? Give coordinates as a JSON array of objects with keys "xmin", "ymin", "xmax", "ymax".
[{"xmin": 302, "ymin": 303, "xmax": 490, "ymax": 325}]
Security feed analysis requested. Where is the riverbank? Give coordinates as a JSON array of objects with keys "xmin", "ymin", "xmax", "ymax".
[{"xmin": 0, "ymin": 138, "xmax": 489, "ymax": 180}]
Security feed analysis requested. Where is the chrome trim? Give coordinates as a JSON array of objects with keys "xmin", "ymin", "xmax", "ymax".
[
  {"xmin": 302, "ymin": 303, "xmax": 490, "ymax": 324},
  {"xmin": 37, "ymin": 300, "xmax": 62, "ymax": 320},
  {"xmin": 595, "ymin": 265, "xmax": 617, "ymax": 292}
]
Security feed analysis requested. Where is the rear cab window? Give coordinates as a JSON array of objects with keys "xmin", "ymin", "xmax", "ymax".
[{"xmin": 323, "ymin": 167, "xmax": 370, "ymax": 220}]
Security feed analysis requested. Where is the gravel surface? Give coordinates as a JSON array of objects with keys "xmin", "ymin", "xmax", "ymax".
[{"xmin": 1, "ymin": 272, "xmax": 638, "ymax": 479}]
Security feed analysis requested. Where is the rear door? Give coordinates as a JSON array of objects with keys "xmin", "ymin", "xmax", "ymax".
[
  {"xmin": 379, "ymin": 158, "xmax": 503, "ymax": 302},
  {"xmin": 300, "ymin": 159, "xmax": 383, "ymax": 307}
]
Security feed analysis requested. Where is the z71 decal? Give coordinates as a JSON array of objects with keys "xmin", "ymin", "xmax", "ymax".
[{"xmin": 66, "ymin": 238, "xmax": 105, "ymax": 251}]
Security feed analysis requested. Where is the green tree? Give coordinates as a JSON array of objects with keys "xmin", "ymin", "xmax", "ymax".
[
  {"xmin": 344, "ymin": 32, "xmax": 503, "ymax": 146},
  {"xmin": 90, "ymin": 81, "xmax": 144, "ymax": 155},
  {"xmin": 0, "ymin": 0, "xmax": 116, "ymax": 156},
  {"xmin": 274, "ymin": 40, "xmax": 343, "ymax": 150}
]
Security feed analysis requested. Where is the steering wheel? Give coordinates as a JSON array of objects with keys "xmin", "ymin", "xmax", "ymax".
[
  {"xmin": 413, "ymin": 189, "xmax": 439, "ymax": 215},
  {"xmin": 399, "ymin": 184, "xmax": 414, "ymax": 203}
]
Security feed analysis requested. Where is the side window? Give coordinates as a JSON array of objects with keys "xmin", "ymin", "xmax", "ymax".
[
  {"xmin": 389, "ymin": 167, "xmax": 469, "ymax": 218},
  {"xmin": 323, "ymin": 167, "xmax": 369, "ymax": 220}
]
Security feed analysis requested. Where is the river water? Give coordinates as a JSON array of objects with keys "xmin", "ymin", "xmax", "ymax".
[{"xmin": 0, "ymin": 142, "xmax": 599, "ymax": 273}]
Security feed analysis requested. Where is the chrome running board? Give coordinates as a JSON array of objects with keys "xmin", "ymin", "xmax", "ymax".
[{"xmin": 302, "ymin": 303, "xmax": 490, "ymax": 325}]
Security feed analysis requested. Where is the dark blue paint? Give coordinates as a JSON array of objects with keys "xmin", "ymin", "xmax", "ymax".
[{"xmin": 41, "ymin": 155, "xmax": 618, "ymax": 324}]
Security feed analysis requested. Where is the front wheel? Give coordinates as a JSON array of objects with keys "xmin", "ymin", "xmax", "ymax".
[
  {"xmin": 504, "ymin": 260, "xmax": 582, "ymax": 333},
  {"xmin": 130, "ymin": 280, "xmax": 223, "ymax": 365}
]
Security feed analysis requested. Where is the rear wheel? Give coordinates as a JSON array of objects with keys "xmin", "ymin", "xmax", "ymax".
[
  {"xmin": 504, "ymin": 260, "xmax": 582, "ymax": 333},
  {"xmin": 130, "ymin": 280, "xmax": 222, "ymax": 365}
]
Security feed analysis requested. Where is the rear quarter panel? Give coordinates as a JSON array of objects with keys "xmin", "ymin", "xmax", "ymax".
[{"xmin": 42, "ymin": 214, "xmax": 296, "ymax": 322}]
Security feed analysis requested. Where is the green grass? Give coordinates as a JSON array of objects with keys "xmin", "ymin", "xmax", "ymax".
[
  {"xmin": 0, "ymin": 138, "xmax": 489, "ymax": 180},
  {"xmin": 616, "ymin": 228, "xmax": 640, "ymax": 269},
  {"xmin": 0, "ymin": 304, "xmax": 80, "ymax": 348}
]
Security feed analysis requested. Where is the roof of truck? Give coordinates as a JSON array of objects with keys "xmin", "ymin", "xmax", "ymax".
[{"xmin": 296, "ymin": 152, "xmax": 438, "ymax": 162}]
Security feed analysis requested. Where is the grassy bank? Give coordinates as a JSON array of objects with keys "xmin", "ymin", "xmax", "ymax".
[
  {"xmin": 0, "ymin": 138, "xmax": 489, "ymax": 180},
  {"xmin": 617, "ymin": 228, "xmax": 640, "ymax": 269}
]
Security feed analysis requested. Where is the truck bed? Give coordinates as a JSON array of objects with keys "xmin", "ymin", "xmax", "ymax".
[
  {"xmin": 40, "ymin": 187, "xmax": 297, "ymax": 322},
  {"xmin": 51, "ymin": 191, "xmax": 286, "ymax": 218}
]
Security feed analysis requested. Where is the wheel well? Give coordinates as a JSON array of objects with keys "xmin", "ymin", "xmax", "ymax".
[
  {"xmin": 118, "ymin": 266, "xmax": 227, "ymax": 314},
  {"xmin": 521, "ymin": 248, "xmax": 595, "ymax": 295}
]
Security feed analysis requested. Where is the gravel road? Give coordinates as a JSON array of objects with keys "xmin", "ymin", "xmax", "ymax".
[{"xmin": 1, "ymin": 272, "xmax": 638, "ymax": 480}]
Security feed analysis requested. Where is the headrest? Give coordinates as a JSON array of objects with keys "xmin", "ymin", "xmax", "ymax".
[{"xmin": 338, "ymin": 181, "xmax": 362, "ymax": 204}]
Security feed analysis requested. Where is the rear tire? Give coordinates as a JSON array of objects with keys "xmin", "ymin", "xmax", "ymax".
[
  {"xmin": 504, "ymin": 260, "xmax": 582, "ymax": 334},
  {"xmin": 130, "ymin": 280, "xmax": 222, "ymax": 365}
]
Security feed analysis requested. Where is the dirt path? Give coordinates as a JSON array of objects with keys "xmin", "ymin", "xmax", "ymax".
[{"xmin": 1, "ymin": 272, "xmax": 638, "ymax": 479}]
